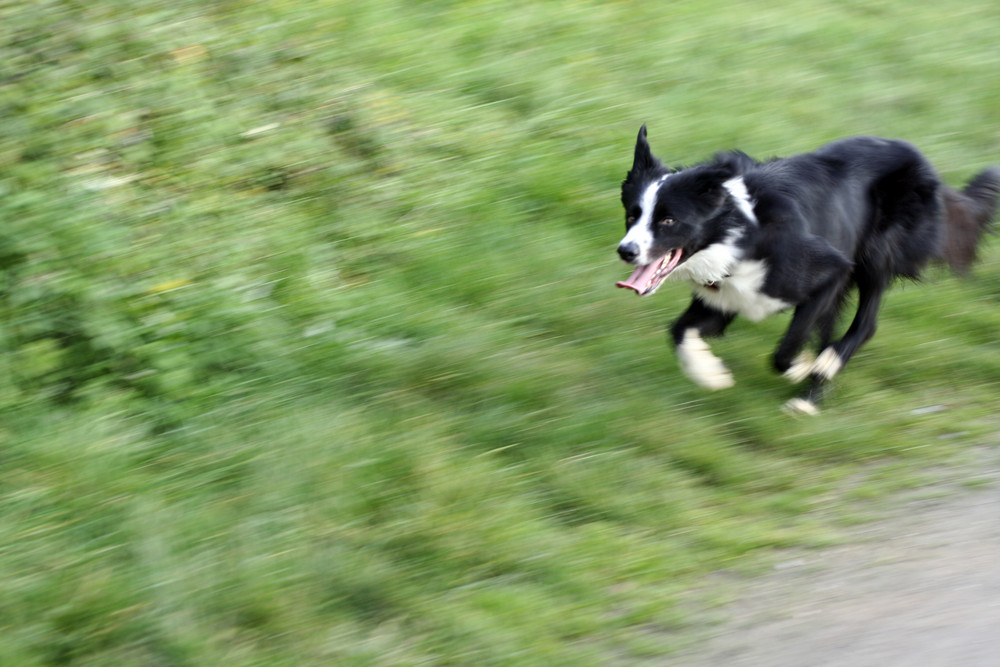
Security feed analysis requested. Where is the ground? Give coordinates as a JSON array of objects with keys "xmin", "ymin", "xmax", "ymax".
[{"xmin": 678, "ymin": 446, "xmax": 1000, "ymax": 665}]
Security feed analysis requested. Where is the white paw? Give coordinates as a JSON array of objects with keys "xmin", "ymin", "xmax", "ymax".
[
  {"xmin": 812, "ymin": 347, "xmax": 844, "ymax": 380},
  {"xmin": 783, "ymin": 351, "xmax": 816, "ymax": 383},
  {"xmin": 782, "ymin": 397, "xmax": 820, "ymax": 416},
  {"xmin": 678, "ymin": 330, "xmax": 734, "ymax": 390}
]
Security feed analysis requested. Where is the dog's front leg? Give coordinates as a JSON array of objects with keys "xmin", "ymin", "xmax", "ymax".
[{"xmin": 670, "ymin": 298, "xmax": 736, "ymax": 390}]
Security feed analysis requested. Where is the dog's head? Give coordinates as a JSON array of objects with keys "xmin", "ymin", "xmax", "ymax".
[{"xmin": 616, "ymin": 126, "xmax": 756, "ymax": 296}]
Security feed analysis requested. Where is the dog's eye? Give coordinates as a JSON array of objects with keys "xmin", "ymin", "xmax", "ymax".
[
  {"xmin": 660, "ymin": 217, "xmax": 676, "ymax": 227},
  {"xmin": 625, "ymin": 215, "xmax": 636, "ymax": 227}
]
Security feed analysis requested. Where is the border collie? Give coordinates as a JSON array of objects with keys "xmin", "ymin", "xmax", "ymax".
[{"xmin": 616, "ymin": 125, "xmax": 999, "ymax": 414}]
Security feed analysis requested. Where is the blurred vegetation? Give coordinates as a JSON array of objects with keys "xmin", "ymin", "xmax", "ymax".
[{"xmin": 1, "ymin": 0, "xmax": 999, "ymax": 663}]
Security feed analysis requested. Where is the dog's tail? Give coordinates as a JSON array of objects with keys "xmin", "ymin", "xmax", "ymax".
[{"xmin": 940, "ymin": 166, "xmax": 1000, "ymax": 274}]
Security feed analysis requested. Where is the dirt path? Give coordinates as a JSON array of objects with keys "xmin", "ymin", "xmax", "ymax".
[{"xmin": 677, "ymin": 448, "xmax": 1000, "ymax": 666}]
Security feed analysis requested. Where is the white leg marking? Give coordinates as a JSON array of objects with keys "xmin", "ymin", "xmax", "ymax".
[
  {"xmin": 812, "ymin": 347, "xmax": 844, "ymax": 380},
  {"xmin": 677, "ymin": 329, "xmax": 734, "ymax": 390},
  {"xmin": 783, "ymin": 350, "xmax": 816, "ymax": 384},
  {"xmin": 783, "ymin": 398, "xmax": 820, "ymax": 416},
  {"xmin": 620, "ymin": 175, "xmax": 670, "ymax": 265}
]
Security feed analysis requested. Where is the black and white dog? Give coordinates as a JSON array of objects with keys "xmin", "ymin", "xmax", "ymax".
[{"xmin": 616, "ymin": 125, "xmax": 999, "ymax": 414}]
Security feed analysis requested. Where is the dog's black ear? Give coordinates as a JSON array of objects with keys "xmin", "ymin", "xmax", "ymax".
[
  {"xmin": 696, "ymin": 165, "xmax": 732, "ymax": 187},
  {"xmin": 689, "ymin": 166, "xmax": 732, "ymax": 206},
  {"xmin": 713, "ymin": 149, "xmax": 757, "ymax": 175},
  {"xmin": 631, "ymin": 124, "xmax": 661, "ymax": 172}
]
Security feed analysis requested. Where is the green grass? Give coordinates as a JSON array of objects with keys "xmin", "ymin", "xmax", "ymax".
[{"xmin": 2, "ymin": 0, "xmax": 999, "ymax": 663}]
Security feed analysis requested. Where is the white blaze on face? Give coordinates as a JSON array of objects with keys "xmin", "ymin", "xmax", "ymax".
[{"xmin": 620, "ymin": 174, "xmax": 670, "ymax": 265}]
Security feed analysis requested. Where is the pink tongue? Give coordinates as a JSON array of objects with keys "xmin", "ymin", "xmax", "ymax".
[
  {"xmin": 616, "ymin": 262, "xmax": 662, "ymax": 293},
  {"xmin": 615, "ymin": 249, "xmax": 683, "ymax": 295}
]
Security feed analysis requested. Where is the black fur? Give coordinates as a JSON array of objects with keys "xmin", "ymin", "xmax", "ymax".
[{"xmin": 617, "ymin": 126, "xmax": 1000, "ymax": 410}]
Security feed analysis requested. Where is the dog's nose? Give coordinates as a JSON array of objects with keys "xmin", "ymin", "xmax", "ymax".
[{"xmin": 618, "ymin": 243, "xmax": 639, "ymax": 263}]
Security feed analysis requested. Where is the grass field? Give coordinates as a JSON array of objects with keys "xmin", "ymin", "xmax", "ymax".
[{"xmin": 2, "ymin": 0, "xmax": 999, "ymax": 663}]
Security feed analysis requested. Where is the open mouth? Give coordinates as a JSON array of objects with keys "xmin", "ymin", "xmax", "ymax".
[{"xmin": 615, "ymin": 248, "xmax": 684, "ymax": 296}]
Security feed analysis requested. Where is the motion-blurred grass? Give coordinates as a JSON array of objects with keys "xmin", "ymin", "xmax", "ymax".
[{"xmin": 1, "ymin": 0, "xmax": 999, "ymax": 663}]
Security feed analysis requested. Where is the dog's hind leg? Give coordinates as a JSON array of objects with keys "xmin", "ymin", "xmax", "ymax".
[
  {"xmin": 670, "ymin": 298, "xmax": 736, "ymax": 390},
  {"xmin": 812, "ymin": 275, "xmax": 886, "ymax": 382},
  {"xmin": 773, "ymin": 272, "xmax": 851, "ymax": 382},
  {"xmin": 782, "ymin": 302, "xmax": 843, "ymax": 383},
  {"xmin": 784, "ymin": 276, "xmax": 886, "ymax": 415},
  {"xmin": 782, "ymin": 282, "xmax": 851, "ymax": 382}
]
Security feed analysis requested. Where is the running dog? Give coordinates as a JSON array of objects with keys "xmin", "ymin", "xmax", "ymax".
[{"xmin": 616, "ymin": 126, "xmax": 999, "ymax": 414}]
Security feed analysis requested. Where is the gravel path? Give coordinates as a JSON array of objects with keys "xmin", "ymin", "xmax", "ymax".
[{"xmin": 678, "ymin": 450, "xmax": 1000, "ymax": 666}]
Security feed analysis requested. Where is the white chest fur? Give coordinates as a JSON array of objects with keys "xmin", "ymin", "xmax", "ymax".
[{"xmin": 691, "ymin": 259, "xmax": 790, "ymax": 322}]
